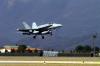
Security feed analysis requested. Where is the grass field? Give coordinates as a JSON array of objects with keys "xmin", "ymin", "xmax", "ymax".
[
  {"xmin": 0, "ymin": 56, "xmax": 99, "ymax": 66},
  {"xmin": 0, "ymin": 56, "xmax": 100, "ymax": 61}
]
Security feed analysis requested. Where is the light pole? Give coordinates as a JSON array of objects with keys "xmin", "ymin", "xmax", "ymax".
[{"xmin": 92, "ymin": 33, "xmax": 97, "ymax": 57}]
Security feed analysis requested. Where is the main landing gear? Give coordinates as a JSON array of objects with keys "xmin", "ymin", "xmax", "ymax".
[
  {"xmin": 33, "ymin": 35, "xmax": 44, "ymax": 39},
  {"xmin": 33, "ymin": 36, "xmax": 36, "ymax": 39},
  {"xmin": 41, "ymin": 35, "xmax": 44, "ymax": 39}
]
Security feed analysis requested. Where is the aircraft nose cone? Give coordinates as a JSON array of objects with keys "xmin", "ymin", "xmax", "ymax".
[
  {"xmin": 17, "ymin": 28, "xmax": 19, "ymax": 31},
  {"xmin": 58, "ymin": 24, "xmax": 63, "ymax": 27}
]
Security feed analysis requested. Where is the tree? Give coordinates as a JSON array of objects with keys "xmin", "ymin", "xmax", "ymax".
[
  {"xmin": 75, "ymin": 45, "xmax": 84, "ymax": 53},
  {"xmin": 18, "ymin": 45, "xmax": 27, "ymax": 53},
  {"xmin": 75, "ymin": 45, "xmax": 92, "ymax": 53},
  {"xmin": 84, "ymin": 45, "xmax": 92, "ymax": 52}
]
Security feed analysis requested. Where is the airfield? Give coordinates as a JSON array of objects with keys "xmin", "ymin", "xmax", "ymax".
[{"xmin": 0, "ymin": 57, "xmax": 99, "ymax": 66}]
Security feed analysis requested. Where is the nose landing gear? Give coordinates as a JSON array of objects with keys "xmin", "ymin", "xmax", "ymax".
[{"xmin": 33, "ymin": 36, "xmax": 36, "ymax": 39}]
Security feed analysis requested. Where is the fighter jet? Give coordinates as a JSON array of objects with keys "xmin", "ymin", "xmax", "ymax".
[{"xmin": 17, "ymin": 22, "xmax": 62, "ymax": 39}]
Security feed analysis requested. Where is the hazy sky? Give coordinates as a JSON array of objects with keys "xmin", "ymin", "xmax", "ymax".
[{"xmin": 0, "ymin": 0, "xmax": 100, "ymax": 45}]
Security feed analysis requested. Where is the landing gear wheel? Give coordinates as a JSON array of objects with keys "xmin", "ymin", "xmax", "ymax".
[
  {"xmin": 33, "ymin": 36, "xmax": 36, "ymax": 39},
  {"xmin": 42, "ymin": 36, "xmax": 44, "ymax": 39}
]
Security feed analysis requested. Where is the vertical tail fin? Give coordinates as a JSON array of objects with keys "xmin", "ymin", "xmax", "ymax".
[
  {"xmin": 32, "ymin": 22, "xmax": 38, "ymax": 29},
  {"xmin": 22, "ymin": 21, "xmax": 31, "ymax": 29}
]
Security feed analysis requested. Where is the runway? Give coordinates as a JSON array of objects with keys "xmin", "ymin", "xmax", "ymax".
[{"xmin": 0, "ymin": 61, "xmax": 100, "ymax": 64}]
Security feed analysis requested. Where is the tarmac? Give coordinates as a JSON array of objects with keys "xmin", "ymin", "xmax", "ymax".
[{"xmin": 0, "ymin": 61, "xmax": 100, "ymax": 64}]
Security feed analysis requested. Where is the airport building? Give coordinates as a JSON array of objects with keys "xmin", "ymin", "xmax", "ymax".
[
  {"xmin": 0, "ymin": 45, "xmax": 42, "ymax": 53},
  {"xmin": 0, "ymin": 45, "xmax": 59, "ymax": 57}
]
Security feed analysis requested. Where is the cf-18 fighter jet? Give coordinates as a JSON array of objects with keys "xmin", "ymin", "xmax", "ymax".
[{"xmin": 17, "ymin": 22, "xmax": 62, "ymax": 39}]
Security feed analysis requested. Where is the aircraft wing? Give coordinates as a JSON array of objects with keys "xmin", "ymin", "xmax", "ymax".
[
  {"xmin": 17, "ymin": 23, "xmax": 52, "ymax": 33},
  {"xmin": 36, "ymin": 24, "xmax": 52, "ymax": 31},
  {"xmin": 17, "ymin": 29, "xmax": 31, "ymax": 32},
  {"xmin": 17, "ymin": 29, "xmax": 38, "ymax": 33}
]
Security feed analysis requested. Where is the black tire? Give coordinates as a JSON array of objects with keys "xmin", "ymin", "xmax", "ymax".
[
  {"xmin": 42, "ymin": 36, "xmax": 44, "ymax": 39},
  {"xmin": 33, "ymin": 36, "xmax": 36, "ymax": 39}
]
